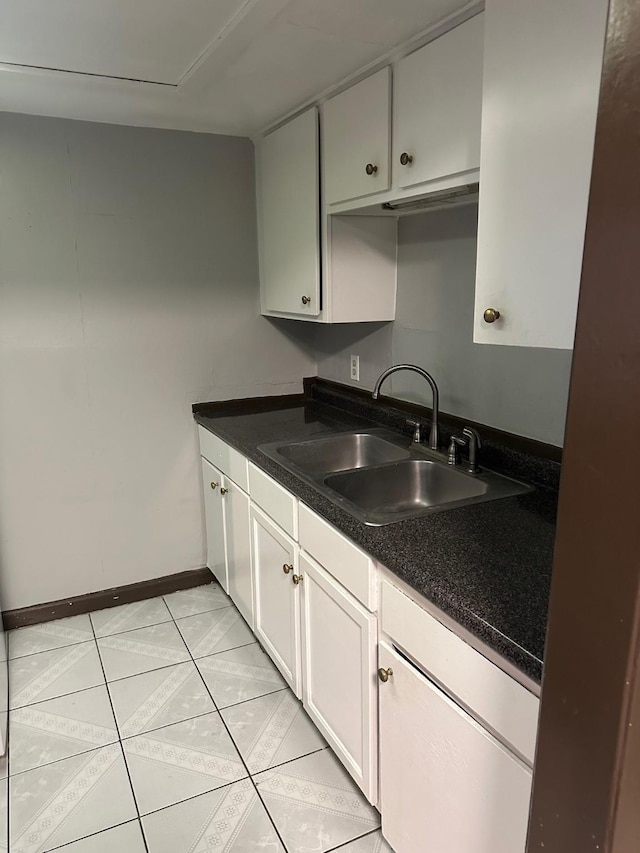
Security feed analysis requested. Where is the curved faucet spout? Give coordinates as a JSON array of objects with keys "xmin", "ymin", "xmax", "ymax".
[{"xmin": 372, "ymin": 364, "xmax": 440, "ymax": 450}]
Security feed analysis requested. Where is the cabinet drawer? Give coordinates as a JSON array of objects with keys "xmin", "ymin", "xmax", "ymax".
[
  {"xmin": 380, "ymin": 580, "xmax": 539, "ymax": 765},
  {"xmin": 248, "ymin": 463, "xmax": 297, "ymax": 539},
  {"xmin": 198, "ymin": 426, "xmax": 248, "ymax": 491},
  {"xmin": 298, "ymin": 504, "xmax": 376, "ymax": 611}
]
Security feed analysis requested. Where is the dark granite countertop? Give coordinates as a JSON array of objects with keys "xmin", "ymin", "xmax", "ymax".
[{"xmin": 194, "ymin": 382, "xmax": 559, "ymax": 685}]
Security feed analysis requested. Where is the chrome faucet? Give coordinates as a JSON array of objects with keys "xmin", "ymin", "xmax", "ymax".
[{"xmin": 372, "ymin": 364, "xmax": 440, "ymax": 450}]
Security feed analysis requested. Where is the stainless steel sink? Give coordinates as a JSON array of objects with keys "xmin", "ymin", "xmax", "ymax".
[
  {"xmin": 327, "ymin": 458, "xmax": 487, "ymax": 509},
  {"xmin": 259, "ymin": 429, "xmax": 532, "ymax": 525},
  {"xmin": 273, "ymin": 432, "xmax": 410, "ymax": 475},
  {"xmin": 325, "ymin": 459, "xmax": 488, "ymax": 523}
]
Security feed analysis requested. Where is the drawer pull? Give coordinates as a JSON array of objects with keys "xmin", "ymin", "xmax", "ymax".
[
  {"xmin": 282, "ymin": 563, "xmax": 293, "ymax": 574},
  {"xmin": 365, "ymin": 163, "xmax": 378, "ymax": 175},
  {"xmin": 292, "ymin": 574, "xmax": 303, "ymax": 586},
  {"xmin": 399, "ymin": 152, "xmax": 414, "ymax": 166},
  {"xmin": 378, "ymin": 667, "xmax": 394, "ymax": 683}
]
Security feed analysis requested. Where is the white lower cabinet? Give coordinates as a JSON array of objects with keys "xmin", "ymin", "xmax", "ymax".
[
  {"xmin": 199, "ymin": 430, "xmax": 539, "ymax": 848},
  {"xmin": 201, "ymin": 457, "xmax": 228, "ymax": 592},
  {"xmin": 251, "ymin": 505, "xmax": 302, "ymax": 697},
  {"xmin": 223, "ymin": 480, "xmax": 253, "ymax": 629},
  {"xmin": 378, "ymin": 641, "xmax": 533, "ymax": 853},
  {"xmin": 299, "ymin": 552, "xmax": 378, "ymax": 804}
]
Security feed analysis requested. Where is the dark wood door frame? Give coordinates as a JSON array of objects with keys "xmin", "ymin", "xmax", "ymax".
[{"xmin": 527, "ymin": 0, "xmax": 640, "ymax": 849}]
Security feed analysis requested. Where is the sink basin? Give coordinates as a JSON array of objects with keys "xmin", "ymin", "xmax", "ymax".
[
  {"xmin": 269, "ymin": 432, "xmax": 410, "ymax": 475},
  {"xmin": 325, "ymin": 459, "xmax": 489, "ymax": 522},
  {"xmin": 259, "ymin": 428, "xmax": 532, "ymax": 525}
]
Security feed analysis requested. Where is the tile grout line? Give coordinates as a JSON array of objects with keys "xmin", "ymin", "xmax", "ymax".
[
  {"xmin": 9, "ymin": 588, "xmax": 382, "ymax": 852},
  {"xmin": 47, "ymin": 819, "xmax": 141, "ymax": 852},
  {"xmin": 325, "ymin": 827, "xmax": 387, "ymax": 852},
  {"xmin": 6, "ymin": 589, "xmax": 232, "ymax": 852},
  {"xmin": 90, "ymin": 609, "xmax": 151, "ymax": 853},
  {"xmin": 164, "ymin": 587, "xmax": 294, "ymax": 853},
  {"xmin": 175, "ymin": 590, "xmax": 386, "ymax": 852}
]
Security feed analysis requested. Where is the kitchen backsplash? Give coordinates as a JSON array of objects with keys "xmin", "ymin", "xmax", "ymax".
[{"xmin": 314, "ymin": 205, "xmax": 573, "ymax": 447}]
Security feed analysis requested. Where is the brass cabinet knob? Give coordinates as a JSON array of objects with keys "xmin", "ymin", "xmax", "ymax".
[
  {"xmin": 292, "ymin": 574, "xmax": 303, "ymax": 585},
  {"xmin": 220, "ymin": 487, "xmax": 229, "ymax": 495},
  {"xmin": 483, "ymin": 308, "xmax": 501, "ymax": 324},
  {"xmin": 210, "ymin": 482, "xmax": 219, "ymax": 490},
  {"xmin": 282, "ymin": 563, "xmax": 293, "ymax": 574},
  {"xmin": 365, "ymin": 163, "xmax": 378, "ymax": 175},
  {"xmin": 399, "ymin": 152, "xmax": 414, "ymax": 166},
  {"xmin": 378, "ymin": 667, "xmax": 394, "ymax": 683},
  {"xmin": 301, "ymin": 295, "xmax": 311, "ymax": 305}
]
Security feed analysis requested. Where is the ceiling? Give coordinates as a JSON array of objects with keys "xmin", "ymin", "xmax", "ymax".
[{"xmin": 0, "ymin": 0, "xmax": 473, "ymax": 136}]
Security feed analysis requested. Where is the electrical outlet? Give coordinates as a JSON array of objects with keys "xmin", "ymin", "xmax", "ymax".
[{"xmin": 350, "ymin": 354, "xmax": 360, "ymax": 382}]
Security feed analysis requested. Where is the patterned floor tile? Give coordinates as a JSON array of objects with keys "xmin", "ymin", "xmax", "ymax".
[
  {"xmin": 254, "ymin": 748, "xmax": 380, "ymax": 853},
  {"xmin": 142, "ymin": 778, "xmax": 284, "ymax": 853},
  {"xmin": 9, "ymin": 643, "xmax": 104, "ymax": 710},
  {"xmin": 221, "ymin": 689, "xmax": 326, "ymax": 774},
  {"xmin": 90, "ymin": 598, "xmax": 172, "ymax": 639},
  {"xmin": 329, "ymin": 830, "xmax": 395, "ymax": 853},
  {"xmin": 164, "ymin": 583, "xmax": 232, "ymax": 620},
  {"xmin": 9, "ymin": 616, "xmax": 94, "ymax": 660},
  {"xmin": 48, "ymin": 820, "xmax": 146, "ymax": 852},
  {"xmin": 196, "ymin": 643, "xmax": 286, "ymax": 709},
  {"xmin": 176, "ymin": 609, "xmax": 254, "ymax": 659},
  {"xmin": 9, "ymin": 685, "xmax": 118, "ymax": 775},
  {"xmin": 97, "ymin": 621, "xmax": 190, "ymax": 682},
  {"xmin": 10, "ymin": 743, "xmax": 137, "ymax": 853},
  {"xmin": 108, "ymin": 661, "xmax": 215, "ymax": 738},
  {"xmin": 122, "ymin": 711, "xmax": 247, "ymax": 815}
]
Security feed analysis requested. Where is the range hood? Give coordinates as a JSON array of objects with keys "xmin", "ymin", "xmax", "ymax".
[{"xmin": 380, "ymin": 182, "xmax": 479, "ymax": 214}]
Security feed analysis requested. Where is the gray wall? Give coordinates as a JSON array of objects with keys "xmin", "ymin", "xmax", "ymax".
[
  {"xmin": 316, "ymin": 206, "xmax": 573, "ymax": 446},
  {"xmin": 0, "ymin": 113, "xmax": 315, "ymax": 609}
]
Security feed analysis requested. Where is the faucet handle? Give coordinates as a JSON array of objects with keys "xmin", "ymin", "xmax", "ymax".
[
  {"xmin": 462, "ymin": 426, "xmax": 482, "ymax": 448},
  {"xmin": 447, "ymin": 435, "xmax": 467, "ymax": 466},
  {"xmin": 406, "ymin": 419, "xmax": 422, "ymax": 443},
  {"xmin": 461, "ymin": 426, "xmax": 482, "ymax": 473}
]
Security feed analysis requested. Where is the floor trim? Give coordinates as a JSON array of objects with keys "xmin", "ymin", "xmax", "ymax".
[{"xmin": 2, "ymin": 567, "xmax": 214, "ymax": 631}]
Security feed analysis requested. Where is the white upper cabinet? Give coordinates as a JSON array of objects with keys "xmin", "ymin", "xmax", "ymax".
[
  {"xmin": 474, "ymin": 0, "xmax": 609, "ymax": 348},
  {"xmin": 258, "ymin": 108, "xmax": 320, "ymax": 319},
  {"xmin": 394, "ymin": 14, "xmax": 484, "ymax": 191},
  {"xmin": 323, "ymin": 68, "xmax": 392, "ymax": 206}
]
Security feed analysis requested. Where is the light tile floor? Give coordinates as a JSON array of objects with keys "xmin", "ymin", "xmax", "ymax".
[{"xmin": 1, "ymin": 583, "xmax": 393, "ymax": 853}]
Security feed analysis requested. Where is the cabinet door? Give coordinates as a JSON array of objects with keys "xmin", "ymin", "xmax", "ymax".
[
  {"xmin": 395, "ymin": 14, "xmax": 483, "ymax": 190},
  {"xmin": 474, "ymin": 0, "xmax": 608, "ymax": 348},
  {"xmin": 201, "ymin": 457, "xmax": 228, "ymax": 592},
  {"xmin": 378, "ymin": 642, "xmax": 532, "ymax": 853},
  {"xmin": 299, "ymin": 553, "xmax": 378, "ymax": 804},
  {"xmin": 258, "ymin": 108, "xmax": 320, "ymax": 318},
  {"xmin": 323, "ymin": 68, "xmax": 391, "ymax": 205},
  {"xmin": 223, "ymin": 481, "xmax": 253, "ymax": 630},
  {"xmin": 251, "ymin": 506, "xmax": 301, "ymax": 696}
]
